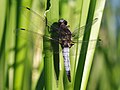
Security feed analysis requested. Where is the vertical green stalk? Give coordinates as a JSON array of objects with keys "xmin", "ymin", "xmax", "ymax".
[
  {"xmin": 74, "ymin": 0, "xmax": 97, "ymax": 88},
  {"xmin": 81, "ymin": 0, "xmax": 106, "ymax": 89},
  {"xmin": 14, "ymin": 0, "xmax": 32, "ymax": 90},
  {"xmin": 5, "ymin": 0, "xmax": 17, "ymax": 90},
  {"xmin": 44, "ymin": 0, "xmax": 59, "ymax": 89},
  {"xmin": 0, "ymin": 0, "xmax": 7, "ymax": 90},
  {"xmin": 74, "ymin": 0, "xmax": 106, "ymax": 90}
]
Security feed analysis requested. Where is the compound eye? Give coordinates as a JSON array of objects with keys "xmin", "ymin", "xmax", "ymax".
[{"xmin": 64, "ymin": 20, "xmax": 67, "ymax": 25}]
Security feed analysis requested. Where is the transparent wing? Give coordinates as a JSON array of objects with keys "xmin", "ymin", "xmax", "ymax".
[
  {"xmin": 70, "ymin": 38, "xmax": 102, "ymax": 55},
  {"xmin": 15, "ymin": 28, "xmax": 60, "ymax": 49},
  {"xmin": 54, "ymin": 39, "xmax": 102, "ymax": 54},
  {"xmin": 72, "ymin": 18, "xmax": 98, "ymax": 40},
  {"xmin": 19, "ymin": 6, "xmax": 60, "ymax": 33},
  {"xmin": 19, "ymin": 6, "xmax": 46, "ymax": 33}
]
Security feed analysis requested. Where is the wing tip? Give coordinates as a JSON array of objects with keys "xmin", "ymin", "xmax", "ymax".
[
  {"xmin": 15, "ymin": 28, "xmax": 26, "ymax": 33},
  {"xmin": 20, "ymin": 28, "xmax": 25, "ymax": 30},
  {"xmin": 26, "ymin": 7, "xmax": 30, "ymax": 10},
  {"xmin": 19, "ymin": 6, "xmax": 31, "ymax": 10}
]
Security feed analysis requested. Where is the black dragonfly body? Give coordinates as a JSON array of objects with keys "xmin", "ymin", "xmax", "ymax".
[{"xmin": 57, "ymin": 19, "xmax": 74, "ymax": 82}]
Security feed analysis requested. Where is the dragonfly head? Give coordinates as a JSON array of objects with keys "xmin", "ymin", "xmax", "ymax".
[{"xmin": 58, "ymin": 19, "xmax": 67, "ymax": 26}]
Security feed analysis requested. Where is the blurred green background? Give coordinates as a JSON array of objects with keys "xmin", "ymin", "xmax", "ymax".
[
  {"xmin": 0, "ymin": 0, "xmax": 119, "ymax": 90},
  {"xmin": 87, "ymin": 0, "xmax": 120, "ymax": 90}
]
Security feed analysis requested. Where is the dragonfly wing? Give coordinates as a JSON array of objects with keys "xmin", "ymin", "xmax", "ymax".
[
  {"xmin": 72, "ymin": 18, "xmax": 98, "ymax": 40},
  {"xmin": 71, "ymin": 39, "xmax": 101, "ymax": 54},
  {"xmin": 19, "ymin": 6, "xmax": 46, "ymax": 33},
  {"xmin": 15, "ymin": 28, "xmax": 60, "ymax": 49},
  {"xmin": 19, "ymin": 6, "xmax": 60, "ymax": 34}
]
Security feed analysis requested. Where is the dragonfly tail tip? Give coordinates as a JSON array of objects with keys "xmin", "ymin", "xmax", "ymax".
[{"xmin": 67, "ymin": 71, "xmax": 71, "ymax": 82}]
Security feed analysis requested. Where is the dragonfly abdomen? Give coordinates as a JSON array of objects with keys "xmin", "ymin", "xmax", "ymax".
[{"xmin": 62, "ymin": 47, "xmax": 71, "ymax": 82}]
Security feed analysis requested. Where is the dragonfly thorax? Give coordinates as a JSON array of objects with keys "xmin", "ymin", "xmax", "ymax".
[
  {"xmin": 58, "ymin": 19, "xmax": 74, "ymax": 48},
  {"xmin": 58, "ymin": 19, "xmax": 67, "ymax": 26}
]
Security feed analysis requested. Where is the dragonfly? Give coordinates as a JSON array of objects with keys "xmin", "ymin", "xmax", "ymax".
[{"xmin": 16, "ymin": 6, "xmax": 100, "ymax": 82}]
